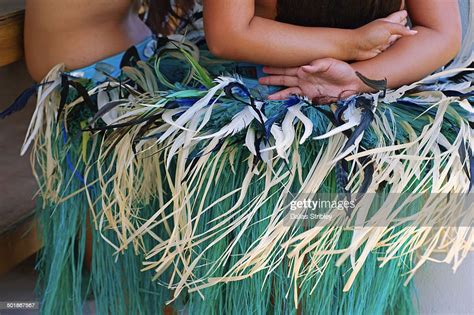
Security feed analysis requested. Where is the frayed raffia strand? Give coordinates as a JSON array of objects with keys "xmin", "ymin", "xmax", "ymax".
[
  {"xmin": 86, "ymin": 67, "xmax": 472, "ymax": 303},
  {"xmin": 27, "ymin": 51, "xmax": 473, "ymax": 310}
]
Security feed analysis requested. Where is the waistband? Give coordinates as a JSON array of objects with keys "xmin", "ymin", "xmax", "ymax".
[
  {"xmin": 68, "ymin": 37, "xmax": 280, "ymax": 94},
  {"xmin": 69, "ymin": 35, "xmax": 158, "ymax": 83}
]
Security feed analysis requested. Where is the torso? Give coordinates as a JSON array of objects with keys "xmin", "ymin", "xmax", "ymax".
[
  {"xmin": 26, "ymin": 0, "xmax": 405, "ymax": 81},
  {"xmin": 255, "ymin": 0, "xmax": 278, "ymax": 19},
  {"xmin": 25, "ymin": 0, "xmax": 151, "ymax": 81},
  {"xmin": 255, "ymin": 0, "xmax": 404, "ymax": 28}
]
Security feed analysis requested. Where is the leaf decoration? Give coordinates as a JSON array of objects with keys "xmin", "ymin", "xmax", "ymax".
[
  {"xmin": 90, "ymin": 100, "xmax": 128, "ymax": 126},
  {"xmin": 57, "ymin": 74, "xmax": 70, "ymax": 124},
  {"xmin": 355, "ymin": 71, "xmax": 387, "ymax": 96}
]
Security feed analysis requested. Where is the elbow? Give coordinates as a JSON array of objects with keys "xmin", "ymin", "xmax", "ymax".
[
  {"xmin": 204, "ymin": 15, "xmax": 257, "ymax": 61},
  {"xmin": 206, "ymin": 34, "xmax": 238, "ymax": 60},
  {"xmin": 443, "ymin": 22, "xmax": 463, "ymax": 60},
  {"xmin": 449, "ymin": 29, "xmax": 462, "ymax": 59},
  {"xmin": 205, "ymin": 27, "xmax": 247, "ymax": 60},
  {"xmin": 207, "ymin": 37, "xmax": 230, "ymax": 59}
]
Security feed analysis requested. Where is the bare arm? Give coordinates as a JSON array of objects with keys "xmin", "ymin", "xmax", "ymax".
[
  {"xmin": 352, "ymin": 0, "xmax": 462, "ymax": 90},
  {"xmin": 203, "ymin": 0, "xmax": 415, "ymax": 67}
]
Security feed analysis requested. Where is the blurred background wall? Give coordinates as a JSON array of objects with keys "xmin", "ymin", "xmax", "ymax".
[{"xmin": 0, "ymin": 61, "xmax": 36, "ymax": 234}]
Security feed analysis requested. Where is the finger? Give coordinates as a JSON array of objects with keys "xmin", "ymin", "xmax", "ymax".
[
  {"xmin": 301, "ymin": 59, "xmax": 332, "ymax": 74},
  {"xmin": 387, "ymin": 22, "xmax": 418, "ymax": 36},
  {"xmin": 262, "ymin": 66, "xmax": 299, "ymax": 76},
  {"xmin": 389, "ymin": 34, "xmax": 402, "ymax": 41},
  {"xmin": 380, "ymin": 44, "xmax": 390, "ymax": 52},
  {"xmin": 381, "ymin": 10, "xmax": 408, "ymax": 24},
  {"xmin": 388, "ymin": 34, "xmax": 402, "ymax": 45},
  {"xmin": 268, "ymin": 87, "xmax": 303, "ymax": 100},
  {"xmin": 259, "ymin": 75, "xmax": 299, "ymax": 87}
]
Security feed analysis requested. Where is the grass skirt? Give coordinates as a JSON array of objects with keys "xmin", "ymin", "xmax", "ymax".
[{"xmin": 14, "ymin": 39, "xmax": 474, "ymax": 314}]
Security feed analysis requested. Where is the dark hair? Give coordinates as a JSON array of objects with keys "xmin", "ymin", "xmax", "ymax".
[
  {"xmin": 276, "ymin": 0, "xmax": 402, "ymax": 29},
  {"xmin": 146, "ymin": 0, "xmax": 195, "ymax": 35}
]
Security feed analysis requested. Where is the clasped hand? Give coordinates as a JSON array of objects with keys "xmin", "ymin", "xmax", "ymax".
[{"xmin": 259, "ymin": 10, "xmax": 415, "ymax": 103}]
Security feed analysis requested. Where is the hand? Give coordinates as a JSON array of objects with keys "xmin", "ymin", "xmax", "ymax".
[
  {"xmin": 259, "ymin": 58, "xmax": 367, "ymax": 104},
  {"xmin": 354, "ymin": 10, "xmax": 417, "ymax": 60}
]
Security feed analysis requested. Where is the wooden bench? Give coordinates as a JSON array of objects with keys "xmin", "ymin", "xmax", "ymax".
[
  {"xmin": 0, "ymin": 0, "xmax": 41, "ymax": 276},
  {"xmin": 0, "ymin": 0, "xmax": 25, "ymax": 67}
]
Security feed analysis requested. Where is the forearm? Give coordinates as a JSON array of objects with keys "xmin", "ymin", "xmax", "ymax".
[
  {"xmin": 352, "ymin": 24, "xmax": 461, "ymax": 91},
  {"xmin": 204, "ymin": 0, "xmax": 360, "ymax": 68},
  {"xmin": 207, "ymin": 16, "xmax": 357, "ymax": 67}
]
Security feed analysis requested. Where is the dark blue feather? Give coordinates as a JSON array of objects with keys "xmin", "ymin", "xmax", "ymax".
[
  {"xmin": 335, "ymin": 103, "xmax": 349, "ymax": 125},
  {"xmin": 0, "ymin": 83, "xmax": 47, "ymax": 119},
  {"xmin": 341, "ymin": 97, "xmax": 374, "ymax": 153},
  {"xmin": 174, "ymin": 98, "xmax": 198, "ymax": 107},
  {"xmin": 57, "ymin": 74, "xmax": 70, "ymax": 123},
  {"xmin": 90, "ymin": 100, "xmax": 128, "ymax": 126},
  {"xmin": 341, "ymin": 109, "xmax": 374, "ymax": 153},
  {"xmin": 359, "ymin": 159, "xmax": 374, "ymax": 195},
  {"xmin": 443, "ymin": 90, "xmax": 474, "ymax": 98},
  {"xmin": 282, "ymin": 96, "xmax": 300, "ymax": 108},
  {"xmin": 120, "ymin": 46, "xmax": 140, "ymax": 69},
  {"xmin": 469, "ymin": 147, "xmax": 474, "ymax": 192},
  {"xmin": 264, "ymin": 110, "xmax": 287, "ymax": 140},
  {"xmin": 223, "ymin": 82, "xmax": 251, "ymax": 101}
]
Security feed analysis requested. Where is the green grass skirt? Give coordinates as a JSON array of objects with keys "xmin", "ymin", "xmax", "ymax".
[{"xmin": 25, "ymin": 43, "xmax": 473, "ymax": 314}]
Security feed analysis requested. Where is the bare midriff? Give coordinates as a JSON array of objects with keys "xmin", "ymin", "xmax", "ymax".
[
  {"xmin": 25, "ymin": 0, "xmax": 151, "ymax": 81},
  {"xmin": 25, "ymin": 0, "xmax": 405, "ymax": 82}
]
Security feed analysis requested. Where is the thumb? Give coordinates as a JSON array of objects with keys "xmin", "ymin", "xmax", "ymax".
[
  {"xmin": 302, "ymin": 59, "xmax": 332, "ymax": 74},
  {"xmin": 388, "ymin": 34, "xmax": 402, "ymax": 45}
]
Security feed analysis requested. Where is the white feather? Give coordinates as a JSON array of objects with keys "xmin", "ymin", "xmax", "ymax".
[
  {"xmin": 166, "ymin": 133, "xmax": 186, "ymax": 168},
  {"xmin": 458, "ymin": 99, "xmax": 474, "ymax": 114},
  {"xmin": 158, "ymin": 76, "xmax": 238, "ymax": 142},
  {"xmin": 332, "ymin": 133, "xmax": 364, "ymax": 163},
  {"xmin": 314, "ymin": 121, "xmax": 359, "ymax": 141},
  {"xmin": 314, "ymin": 103, "xmax": 362, "ymax": 141},
  {"xmin": 161, "ymin": 108, "xmax": 193, "ymax": 132},
  {"xmin": 194, "ymin": 106, "xmax": 255, "ymax": 140},
  {"xmin": 288, "ymin": 104, "xmax": 313, "ymax": 144},
  {"xmin": 97, "ymin": 90, "xmax": 120, "ymax": 125},
  {"xmin": 245, "ymin": 128, "xmax": 257, "ymax": 156}
]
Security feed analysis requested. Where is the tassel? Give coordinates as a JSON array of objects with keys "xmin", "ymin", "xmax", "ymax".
[
  {"xmin": 0, "ymin": 81, "xmax": 53, "ymax": 119},
  {"xmin": 57, "ymin": 74, "xmax": 70, "ymax": 123},
  {"xmin": 355, "ymin": 71, "xmax": 387, "ymax": 96},
  {"xmin": 340, "ymin": 97, "xmax": 374, "ymax": 153},
  {"xmin": 120, "ymin": 46, "xmax": 141, "ymax": 69}
]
